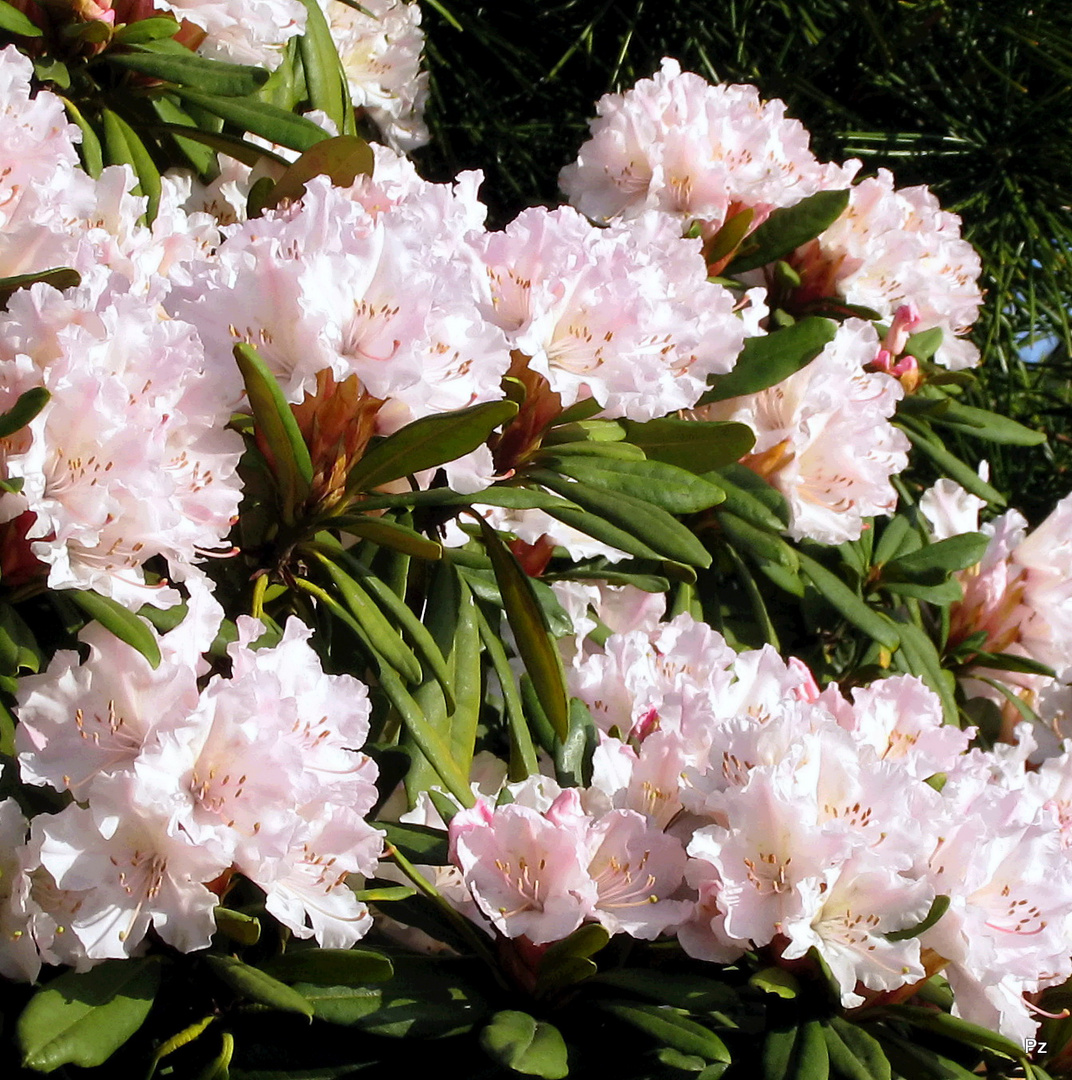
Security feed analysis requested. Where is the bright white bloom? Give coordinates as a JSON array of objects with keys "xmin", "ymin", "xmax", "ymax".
[
  {"xmin": 794, "ymin": 170, "xmax": 983, "ymax": 369},
  {"xmin": 561, "ymin": 57, "xmax": 856, "ymax": 231},
  {"xmin": 479, "ymin": 206, "xmax": 743, "ymax": 421},
  {"xmin": 320, "ymin": 0, "xmax": 429, "ymax": 152},
  {"xmin": 693, "ymin": 319, "xmax": 909, "ymax": 544}
]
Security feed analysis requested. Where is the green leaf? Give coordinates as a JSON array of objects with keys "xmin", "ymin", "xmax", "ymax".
[
  {"xmin": 112, "ymin": 16, "xmax": 181, "ymax": 43},
  {"xmin": 0, "ymin": 699, "xmax": 16, "ymax": 756},
  {"xmin": 929, "ymin": 400, "xmax": 1047, "ymax": 447},
  {"xmin": 312, "ymin": 552, "xmax": 421, "ymax": 682},
  {"xmin": 698, "ymin": 317, "xmax": 838, "ymax": 405},
  {"xmin": 18, "ymin": 958, "xmax": 160, "ymax": 1073},
  {"xmin": 600, "ymin": 1002, "xmax": 731, "ymax": 1064},
  {"xmin": 886, "ymin": 894, "xmax": 950, "ymax": 942},
  {"xmin": 544, "ymin": 456, "xmax": 725, "ymax": 514},
  {"xmin": 297, "ymin": 0, "xmax": 347, "ymax": 131},
  {"xmin": 764, "ymin": 1021, "xmax": 829, "ymax": 1080},
  {"xmin": 100, "ymin": 108, "xmax": 162, "ymax": 222},
  {"xmin": 334, "ymin": 515, "xmax": 442, "ymax": 560},
  {"xmin": 0, "ymin": 269, "xmax": 80, "ymax": 308},
  {"xmin": 475, "ymin": 516, "xmax": 569, "ymax": 740},
  {"xmin": 530, "ymin": 470, "xmax": 712, "ymax": 568},
  {"xmin": 796, "ymin": 552, "xmax": 900, "ymax": 650},
  {"xmin": 261, "ymin": 949, "xmax": 393, "ymax": 986},
  {"xmin": 728, "ymin": 189, "xmax": 850, "ymax": 273},
  {"xmin": 0, "ymin": 386, "xmax": 49, "ymax": 439},
  {"xmin": 173, "ymin": 88, "xmax": 332, "ymax": 152},
  {"xmin": 618, "ymin": 418, "xmax": 755, "ymax": 471},
  {"xmin": 904, "ymin": 327, "xmax": 943, "ymax": 362},
  {"xmin": 969, "ymin": 651, "xmax": 1057, "ymax": 677},
  {"xmin": 880, "ymin": 1005, "xmax": 1023, "ymax": 1061},
  {"xmin": 0, "ymin": 0, "xmax": 41, "ymax": 36},
  {"xmin": 105, "ymin": 49, "xmax": 270, "ymax": 95},
  {"xmin": 708, "ymin": 465, "xmax": 790, "ymax": 530},
  {"xmin": 260, "ymin": 135, "xmax": 374, "ymax": 209},
  {"xmin": 717, "ymin": 511, "xmax": 799, "ymax": 571},
  {"xmin": 875, "ymin": 1033, "xmax": 980, "ymax": 1080},
  {"xmin": 890, "ymin": 618, "xmax": 959, "ymax": 726},
  {"xmin": 553, "ymin": 697, "xmax": 598, "ymax": 788},
  {"xmin": 143, "ymin": 122, "xmax": 289, "ymax": 169},
  {"xmin": 68, "ymin": 591, "xmax": 161, "ymax": 669},
  {"xmin": 204, "ymin": 955, "xmax": 314, "ymax": 1018},
  {"xmin": 539, "ymin": 503, "xmax": 667, "ymax": 563},
  {"xmin": 376, "ymin": 821, "xmax": 449, "ymax": 866},
  {"xmin": 895, "ymin": 418, "xmax": 1005, "ymax": 506},
  {"xmin": 822, "ymin": 1018, "xmax": 891, "ymax": 1080},
  {"xmin": 882, "ymin": 533, "xmax": 988, "ymax": 580},
  {"xmin": 590, "ymin": 971, "xmax": 737, "ymax": 1013},
  {"xmin": 150, "ymin": 96, "xmax": 218, "ymax": 176},
  {"xmin": 749, "ymin": 967, "xmax": 800, "ymax": 999},
  {"xmin": 481, "ymin": 1011, "xmax": 570, "ymax": 1079},
  {"xmin": 234, "ymin": 342, "xmax": 313, "ymax": 521},
  {"xmin": 60, "ymin": 98, "xmax": 103, "ymax": 176},
  {"xmin": 213, "ymin": 906, "xmax": 261, "ymax": 946},
  {"xmin": 348, "ymin": 400, "xmax": 518, "ymax": 493},
  {"xmin": 872, "ymin": 514, "xmax": 920, "ymax": 569},
  {"xmin": 351, "ymin": 484, "xmax": 580, "ymax": 514},
  {"xmin": 704, "ymin": 206, "xmax": 755, "ymax": 264}
]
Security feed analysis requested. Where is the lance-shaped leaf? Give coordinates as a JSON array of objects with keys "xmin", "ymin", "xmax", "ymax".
[
  {"xmin": 0, "ymin": 0, "xmax": 41, "ymax": 35},
  {"xmin": 474, "ymin": 600, "xmax": 539, "ymax": 780},
  {"xmin": 822, "ymin": 1018, "xmax": 891, "ymax": 1080},
  {"xmin": 100, "ymin": 109, "xmax": 161, "ymax": 222},
  {"xmin": 872, "ymin": 514, "xmax": 920, "ymax": 568},
  {"xmin": 481, "ymin": 1011, "xmax": 569, "ymax": 1079},
  {"xmin": 312, "ymin": 552, "xmax": 421, "ymax": 682},
  {"xmin": 376, "ymin": 822, "xmax": 450, "ymax": 866},
  {"xmin": 313, "ymin": 536, "xmax": 454, "ymax": 704},
  {"xmin": 60, "ymin": 98, "xmax": 102, "ymax": 176},
  {"xmin": 144, "ymin": 122, "xmax": 288, "ymax": 169},
  {"xmin": 886, "ymin": 895, "xmax": 950, "ymax": 942},
  {"xmin": 112, "ymin": 16, "xmax": 181, "ymax": 43},
  {"xmin": 234, "ymin": 342, "xmax": 312, "ymax": 521},
  {"xmin": 0, "ymin": 386, "xmax": 49, "ymax": 439},
  {"xmin": 882, "ymin": 533, "xmax": 988, "ymax": 582},
  {"xmin": 619, "ymin": 417, "xmax": 755, "ymax": 472},
  {"xmin": 904, "ymin": 327, "xmax": 943, "ymax": 363},
  {"xmin": 718, "ymin": 511, "xmax": 799, "ymax": 571},
  {"xmin": 260, "ymin": 135, "xmax": 374, "ymax": 210},
  {"xmin": 970, "ymin": 652, "xmax": 1056, "ymax": 677},
  {"xmin": 895, "ymin": 417, "xmax": 1006, "ymax": 505},
  {"xmin": 704, "ymin": 206, "xmax": 755, "ymax": 265},
  {"xmin": 764, "ymin": 1020, "xmax": 829, "ymax": 1080},
  {"xmin": 554, "ymin": 697, "xmax": 598, "ymax": 788},
  {"xmin": 213, "ymin": 907, "xmax": 261, "ymax": 946},
  {"xmin": 876, "ymin": 1033, "xmax": 980, "ymax": 1080},
  {"xmin": 591, "ymin": 971, "xmax": 737, "ymax": 1013},
  {"xmin": 348, "ymin": 400, "xmax": 518, "ymax": 493},
  {"xmin": 262, "ymin": 949, "xmax": 393, "ymax": 986},
  {"xmin": 297, "ymin": 0, "xmax": 348, "ymax": 131},
  {"xmin": 68, "ymin": 591, "xmax": 161, "ymax": 669},
  {"xmin": 530, "ymin": 469, "xmax": 712, "ymax": 568},
  {"xmin": 204, "ymin": 955, "xmax": 313, "ymax": 1018},
  {"xmin": 728, "ymin": 189, "xmax": 850, "ymax": 273},
  {"xmin": 18, "ymin": 959, "xmax": 160, "ymax": 1073},
  {"xmin": 890, "ymin": 618, "xmax": 959, "ymax": 726},
  {"xmin": 0, "ymin": 268, "xmax": 80, "ymax": 309},
  {"xmin": 150, "ymin": 96, "xmax": 217, "ymax": 176},
  {"xmin": 714, "ymin": 463, "xmax": 791, "ymax": 527},
  {"xmin": 349, "ymin": 484, "xmax": 580, "ymax": 515},
  {"xmin": 879, "ymin": 1005, "xmax": 1023, "ymax": 1062},
  {"xmin": 726, "ymin": 544, "xmax": 781, "ymax": 649},
  {"xmin": 336, "ymin": 515, "xmax": 442, "ymax": 560},
  {"xmin": 697, "ymin": 317, "xmax": 838, "ymax": 406},
  {"xmin": 599, "ymin": 1002, "xmax": 731, "ymax": 1064},
  {"xmin": 475, "ymin": 516, "xmax": 569, "ymax": 742},
  {"xmin": 172, "ymin": 88, "xmax": 332, "ymax": 152},
  {"xmin": 104, "ymin": 49, "xmax": 270, "ymax": 96},
  {"xmin": 544, "ymin": 456, "xmax": 725, "ymax": 514},
  {"xmin": 449, "ymin": 576, "xmax": 482, "ymax": 777},
  {"xmin": 797, "ymin": 551, "xmax": 900, "ymax": 650},
  {"xmin": 928, "ymin": 399, "xmax": 1047, "ymax": 446}
]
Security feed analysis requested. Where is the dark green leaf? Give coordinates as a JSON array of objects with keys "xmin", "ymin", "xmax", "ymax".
[
  {"xmin": 969, "ymin": 651, "xmax": 1057, "ymax": 677},
  {"xmin": 481, "ymin": 1011, "xmax": 569, "ymax": 1079},
  {"xmin": 475, "ymin": 516, "xmax": 569, "ymax": 741},
  {"xmin": 68, "ymin": 591, "xmax": 161, "ymax": 669},
  {"xmin": 0, "ymin": 387, "xmax": 49, "ymax": 439},
  {"xmin": 213, "ymin": 907, "xmax": 261, "ymax": 946},
  {"xmin": 234, "ymin": 342, "xmax": 313, "ymax": 520},
  {"xmin": 873, "ymin": 514, "xmax": 921, "ymax": 568},
  {"xmin": 173, "ymin": 88, "xmax": 332, "ymax": 151},
  {"xmin": 205, "ymin": 955, "xmax": 314, "ymax": 1018},
  {"xmin": 530, "ymin": 470, "xmax": 712, "ymax": 568},
  {"xmin": 704, "ymin": 206, "xmax": 755, "ymax": 264},
  {"xmin": 297, "ymin": 0, "xmax": 347, "ymax": 131},
  {"xmin": 18, "ymin": 958, "xmax": 160, "ymax": 1072},
  {"xmin": 143, "ymin": 122, "xmax": 288, "ymax": 169},
  {"xmin": 707, "ymin": 467, "xmax": 789, "ymax": 530},
  {"xmin": 904, "ymin": 327, "xmax": 943, "ymax": 363},
  {"xmin": 891, "ymin": 618, "xmax": 959, "ymax": 726},
  {"xmin": 105, "ymin": 50, "xmax": 269, "ymax": 95},
  {"xmin": 150, "ymin": 96, "xmax": 218, "ymax": 176},
  {"xmin": 545, "ymin": 456, "xmax": 725, "ymax": 514},
  {"xmin": 60, "ymin": 98, "xmax": 103, "ymax": 177},
  {"xmin": 348, "ymin": 400, "xmax": 518, "ymax": 493},
  {"xmin": 112, "ymin": 16, "xmax": 181, "ymax": 43},
  {"xmin": 797, "ymin": 552, "xmax": 900, "ymax": 650},
  {"xmin": 333, "ymin": 515, "xmax": 442, "ymax": 560},
  {"xmin": 599, "ymin": 1002, "xmax": 731, "ymax": 1063},
  {"xmin": 896, "ymin": 418, "xmax": 1006, "ymax": 505},
  {"xmin": 260, "ymin": 135, "xmax": 374, "ymax": 209},
  {"xmin": 728, "ymin": 189, "xmax": 850, "ymax": 273},
  {"xmin": 553, "ymin": 696, "xmax": 598, "ymax": 787},
  {"xmin": 930, "ymin": 400, "xmax": 1046, "ymax": 446},
  {"xmin": 822, "ymin": 1018, "xmax": 891, "ymax": 1080},
  {"xmin": 764, "ymin": 1021, "xmax": 829, "ymax": 1080},
  {"xmin": 590, "ymin": 971, "xmax": 738, "ymax": 1013},
  {"xmin": 376, "ymin": 821, "xmax": 449, "ymax": 866},
  {"xmin": 618, "ymin": 418, "xmax": 755, "ymax": 472},
  {"xmin": 350, "ymin": 484, "xmax": 580, "ymax": 514},
  {"xmin": 882, "ymin": 533, "xmax": 988, "ymax": 580},
  {"xmin": 100, "ymin": 108, "xmax": 161, "ymax": 222},
  {"xmin": 0, "ymin": 269, "xmax": 80, "ymax": 308},
  {"xmin": 261, "ymin": 949, "xmax": 393, "ymax": 986},
  {"xmin": 875, "ymin": 1033, "xmax": 980, "ymax": 1080},
  {"xmin": 749, "ymin": 968, "xmax": 799, "ymax": 999},
  {"xmin": 717, "ymin": 511, "xmax": 799, "ymax": 570},
  {"xmin": 0, "ymin": 1, "xmax": 41, "ymax": 36},
  {"xmin": 698, "ymin": 318, "xmax": 838, "ymax": 406},
  {"xmin": 881, "ymin": 1005, "xmax": 1023, "ymax": 1061}
]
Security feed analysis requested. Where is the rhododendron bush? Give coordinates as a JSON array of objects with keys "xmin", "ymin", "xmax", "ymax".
[{"xmin": 1, "ymin": 6, "xmax": 1072, "ymax": 1078}]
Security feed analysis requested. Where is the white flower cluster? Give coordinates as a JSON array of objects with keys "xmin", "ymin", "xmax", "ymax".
[
  {"xmin": 561, "ymin": 57, "xmax": 983, "ymax": 371},
  {"xmin": 0, "ymin": 595, "xmax": 382, "ymax": 978},
  {"xmin": 439, "ymin": 586, "xmax": 1072, "ymax": 1043}
]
